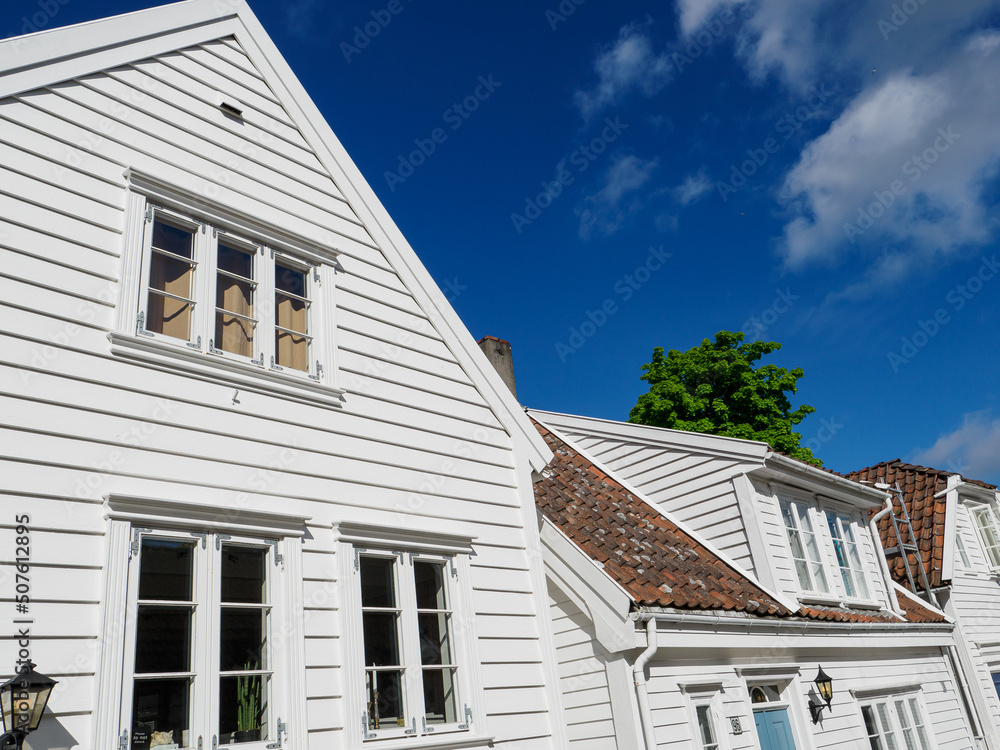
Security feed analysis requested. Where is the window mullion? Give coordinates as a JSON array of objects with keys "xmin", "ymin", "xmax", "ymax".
[
  {"xmin": 399, "ymin": 558, "xmax": 426, "ymax": 733},
  {"xmin": 261, "ymin": 250, "xmax": 276, "ymax": 370},
  {"xmin": 200, "ymin": 532, "xmax": 219, "ymax": 750}
]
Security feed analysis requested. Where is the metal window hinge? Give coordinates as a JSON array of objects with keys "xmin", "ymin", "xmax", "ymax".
[
  {"xmin": 458, "ymin": 704, "xmax": 473, "ymax": 730},
  {"xmin": 265, "ymin": 718, "xmax": 286, "ymax": 749},
  {"xmin": 186, "ymin": 335, "xmax": 202, "ymax": 350},
  {"xmin": 270, "ymin": 356, "xmax": 283, "ymax": 371},
  {"xmin": 212, "ymin": 226, "xmax": 218, "ymax": 238},
  {"xmin": 421, "ymin": 716, "xmax": 434, "ymax": 734},
  {"xmin": 208, "ymin": 339, "xmax": 223, "ymax": 355},
  {"xmin": 136, "ymin": 311, "xmax": 155, "ymax": 337},
  {"xmin": 215, "ymin": 533, "xmax": 232, "ymax": 550},
  {"xmin": 119, "ymin": 729, "xmax": 129, "ymax": 750},
  {"xmin": 265, "ymin": 539, "xmax": 283, "ymax": 567},
  {"xmin": 314, "ymin": 270, "xmax": 321, "ymax": 285},
  {"xmin": 354, "ymin": 548, "xmax": 366, "ymax": 572},
  {"xmin": 450, "ymin": 558, "xmax": 458, "ymax": 578},
  {"xmin": 405, "ymin": 718, "xmax": 418, "ymax": 735},
  {"xmin": 251, "ymin": 353, "xmax": 264, "ymax": 366},
  {"xmin": 190, "ymin": 532, "xmax": 207, "ymax": 549},
  {"xmin": 362, "ymin": 712, "xmax": 377, "ymax": 739},
  {"xmin": 212, "ymin": 735, "xmax": 217, "ymax": 750},
  {"xmin": 309, "ymin": 362, "xmax": 323, "ymax": 382},
  {"xmin": 130, "ymin": 528, "xmax": 151, "ymax": 558},
  {"xmin": 197, "ymin": 736, "xmax": 203, "ymax": 750}
]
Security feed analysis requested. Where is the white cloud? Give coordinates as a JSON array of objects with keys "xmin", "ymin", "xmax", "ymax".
[
  {"xmin": 912, "ymin": 411, "xmax": 1000, "ymax": 483},
  {"xmin": 672, "ymin": 168, "xmax": 713, "ymax": 205},
  {"xmin": 576, "ymin": 154, "xmax": 660, "ymax": 238},
  {"xmin": 574, "ymin": 24, "xmax": 672, "ymax": 119},
  {"xmin": 679, "ymin": 0, "xmax": 1000, "ymax": 93},
  {"xmin": 777, "ymin": 35, "xmax": 1000, "ymax": 270}
]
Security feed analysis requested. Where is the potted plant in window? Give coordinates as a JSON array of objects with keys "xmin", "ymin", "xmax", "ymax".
[{"xmin": 235, "ymin": 660, "xmax": 261, "ymax": 743}]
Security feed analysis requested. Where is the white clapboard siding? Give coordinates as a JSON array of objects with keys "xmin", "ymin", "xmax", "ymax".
[
  {"xmin": 644, "ymin": 650, "xmax": 976, "ymax": 750},
  {"xmin": 0, "ymin": 29, "xmax": 559, "ymax": 750},
  {"xmin": 548, "ymin": 582, "xmax": 619, "ymax": 750},
  {"xmin": 554, "ymin": 427, "xmax": 758, "ymax": 572}
]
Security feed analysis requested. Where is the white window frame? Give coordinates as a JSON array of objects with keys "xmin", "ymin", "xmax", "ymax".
[
  {"xmin": 825, "ymin": 510, "xmax": 871, "ymax": 600},
  {"xmin": 777, "ymin": 489, "xmax": 880, "ymax": 604},
  {"xmin": 859, "ymin": 692, "xmax": 935, "ymax": 750},
  {"xmin": 955, "ymin": 530, "xmax": 972, "ymax": 569},
  {"xmin": 970, "ymin": 504, "xmax": 1000, "ymax": 572},
  {"xmin": 120, "ymin": 529, "xmax": 277, "ymax": 750},
  {"xmin": 112, "ymin": 170, "xmax": 343, "ymax": 406},
  {"xmin": 779, "ymin": 497, "xmax": 830, "ymax": 594},
  {"xmin": 335, "ymin": 522, "xmax": 489, "ymax": 748},
  {"xmin": 680, "ymin": 684, "xmax": 727, "ymax": 750},
  {"xmin": 93, "ymin": 496, "xmax": 311, "ymax": 750}
]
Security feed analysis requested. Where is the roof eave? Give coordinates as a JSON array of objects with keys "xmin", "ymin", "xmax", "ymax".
[{"xmin": 759, "ymin": 452, "xmax": 886, "ymax": 508}]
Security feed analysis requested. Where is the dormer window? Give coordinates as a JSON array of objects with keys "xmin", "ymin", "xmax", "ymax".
[
  {"xmin": 971, "ymin": 505, "xmax": 1000, "ymax": 570},
  {"xmin": 780, "ymin": 498, "xmax": 830, "ymax": 594},
  {"xmin": 826, "ymin": 511, "xmax": 870, "ymax": 599}
]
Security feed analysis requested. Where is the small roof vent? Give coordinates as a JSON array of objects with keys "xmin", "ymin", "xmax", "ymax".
[{"xmin": 215, "ymin": 90, "xmax": 244, "ymax": 119}]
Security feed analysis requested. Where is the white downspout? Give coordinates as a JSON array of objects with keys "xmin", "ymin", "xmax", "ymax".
[
  {"xmin": 871, "ymin": 492, "xmax": 906, "ymax": 617},
  {"xmin": 634, "ymin": 617, "xmax": 659, "ymax": 750}
]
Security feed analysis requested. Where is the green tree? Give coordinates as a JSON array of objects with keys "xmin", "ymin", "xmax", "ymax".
[{"xmin": 629, "ymin": 331, "xmax": 821, "ymax": 466}]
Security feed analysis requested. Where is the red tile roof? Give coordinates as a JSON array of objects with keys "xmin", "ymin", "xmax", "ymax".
[
  {"xmin": 846, "ymin": 460, "xmax": 996, "ymax": 589},
  {"xmin": 534, "ymin": 421, "xmax": 946, "ymax": 625}
]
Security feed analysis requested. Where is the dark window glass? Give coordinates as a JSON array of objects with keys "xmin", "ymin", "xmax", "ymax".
[
  {"xmin": 138, "ymin": 540, "xmax": 194, "ymax": 601},
  {"xmin": 134, "ymin": 606, "xmax": 192, "ymax": 673},
  {"xmin": 152, "ymin": 220, "xmax": 194, "ymax": 259},
  {"xmin": 360, "ymin": 557, "xmax": 396, "ymax": 608},
  {"xmin": 221, "ymin": 547, "xmax": 266, "ymax": 604}
]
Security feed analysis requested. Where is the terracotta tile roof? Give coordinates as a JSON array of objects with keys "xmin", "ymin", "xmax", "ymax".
[
  {"xmin": 533, "ymin": 420, "xmax": 946, "ymax": 625},
  {"xmin": 846, "ymin": 460, "xmax": 996, "ymax": 589},
  {"xmin": 533, "ymin": 420, "xmax": 791, "ymax": 616}
]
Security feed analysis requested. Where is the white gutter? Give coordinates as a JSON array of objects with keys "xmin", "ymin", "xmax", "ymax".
[
  {"xmin": 633, "ymin": 618, "xmax": 659, "ymax": 750},
  {"xmin": 633, "ymin": 610, "xmax": 952, "ymax": 633},
  {"xmin": 871, "ymin": 492, "xmax": 906, "ymax": 617},
  {"xmin": 764, "ymin": 452, "xmax": 886, "ymax": 505}
]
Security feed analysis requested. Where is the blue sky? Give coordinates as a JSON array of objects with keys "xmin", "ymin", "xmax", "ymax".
[{"xmin": 7, "ymin": 0, "xmax": 1000, "ymax": 481}]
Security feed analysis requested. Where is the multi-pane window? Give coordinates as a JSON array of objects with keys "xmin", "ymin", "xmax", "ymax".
[
  {"xmin": 138, "ymin": 207, "xmax": 321, "ymax": 378},
  {"xmin": 780, "ymin": 499, "xmax": 830, "ymax": 593},
  {"xmin": 971, "ymin": 506, "xmax": 1000, "ymax": 569},
  {"xmin": 826, "ymin": 512, "xmax": 870, "ymax": 599},
  {"xmin": 359, "ymin": 553, "xmax": 462, "ymax": 739},
  {"xmin": 861, "ymin": 696, "xmax": 931, "ymax": 750},
  {"xmin": 695, "ymin": 704, "xmax": 720, "ymax": 750},
  {"xmin": 125, "ymin": 532, "xmax": 276, "ymax": 750}
]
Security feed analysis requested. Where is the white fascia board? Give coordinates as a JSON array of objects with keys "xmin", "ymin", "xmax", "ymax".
[
  {"xmin": 530, "ymin": 408, "xmax": 770, "ymax": 463},
  {"xmin": 533, "ymin": 416, "xmax": 802, "ymax": 615},
  {"xmin": 756, "ymin": 453, "xmax": 885, "ymax": 508},
  {"xmin": 0, "ymin": 0, "xmax": 238, "ymax": 98},
  {"xmin": 956, "ymin": 479, "xmax": 999, "ymax": 503},
  {"xmin": 539, "ymin": 515, "xmax": 637, "ymax": 653},
  {"xmin": 230, "ymin": 8, "xmax": 553, "ymax": 472},
  {"xmin": 942, "ymin": 474, "xmax": 962, "ymax": 583}
]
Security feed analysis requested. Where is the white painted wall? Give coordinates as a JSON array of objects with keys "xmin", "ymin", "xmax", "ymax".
[
  {"xmin": 0, "ymin": 32, "xmax": 560, "ymax": 750},
  {"xmin": 547, "ymin": 582, "xmax": 620, "ymax": 750}
]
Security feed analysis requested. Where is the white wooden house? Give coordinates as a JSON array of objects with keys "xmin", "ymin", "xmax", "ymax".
[
  {"xmin": 0, "ymin": 3, "xmax": 571, "ymax": 749},
  {"xmin": 849, "ymin": 461, "xmax": 1000, "ymax": 749},
  {"xmin": 528, "ymin": 410, "xmax": 989, "ymax": 750}
]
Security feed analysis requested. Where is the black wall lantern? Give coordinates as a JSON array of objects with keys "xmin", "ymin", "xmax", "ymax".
[
  {"xmin": 809, "ymin": 665, "xmax": 834, "ymax": 723},
  {"xmin": 0, "ymin": 661, "xmax": 57, "ymax": 750}
]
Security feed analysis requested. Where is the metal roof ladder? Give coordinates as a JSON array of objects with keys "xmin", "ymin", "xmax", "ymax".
[{"xmin": 879, "ymin": 481, "xmax": 935, "ymax": 602}]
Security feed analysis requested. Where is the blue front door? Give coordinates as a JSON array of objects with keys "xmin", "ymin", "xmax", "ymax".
[{"xmin": 754, "ymin": 709, "xmax": 797, "ymax": 750}]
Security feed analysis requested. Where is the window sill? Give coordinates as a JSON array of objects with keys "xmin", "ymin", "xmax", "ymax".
[
  {"xmin": 108, "ymin": 332, "xmax": 345, "ymax": 408},
  {"xmin": 362, "ymin": 733, "xmax": 494, "ymax": 750},
  {"xmin": 798, "ymin": 593, "xmax": 884, "ymax": 611}
]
